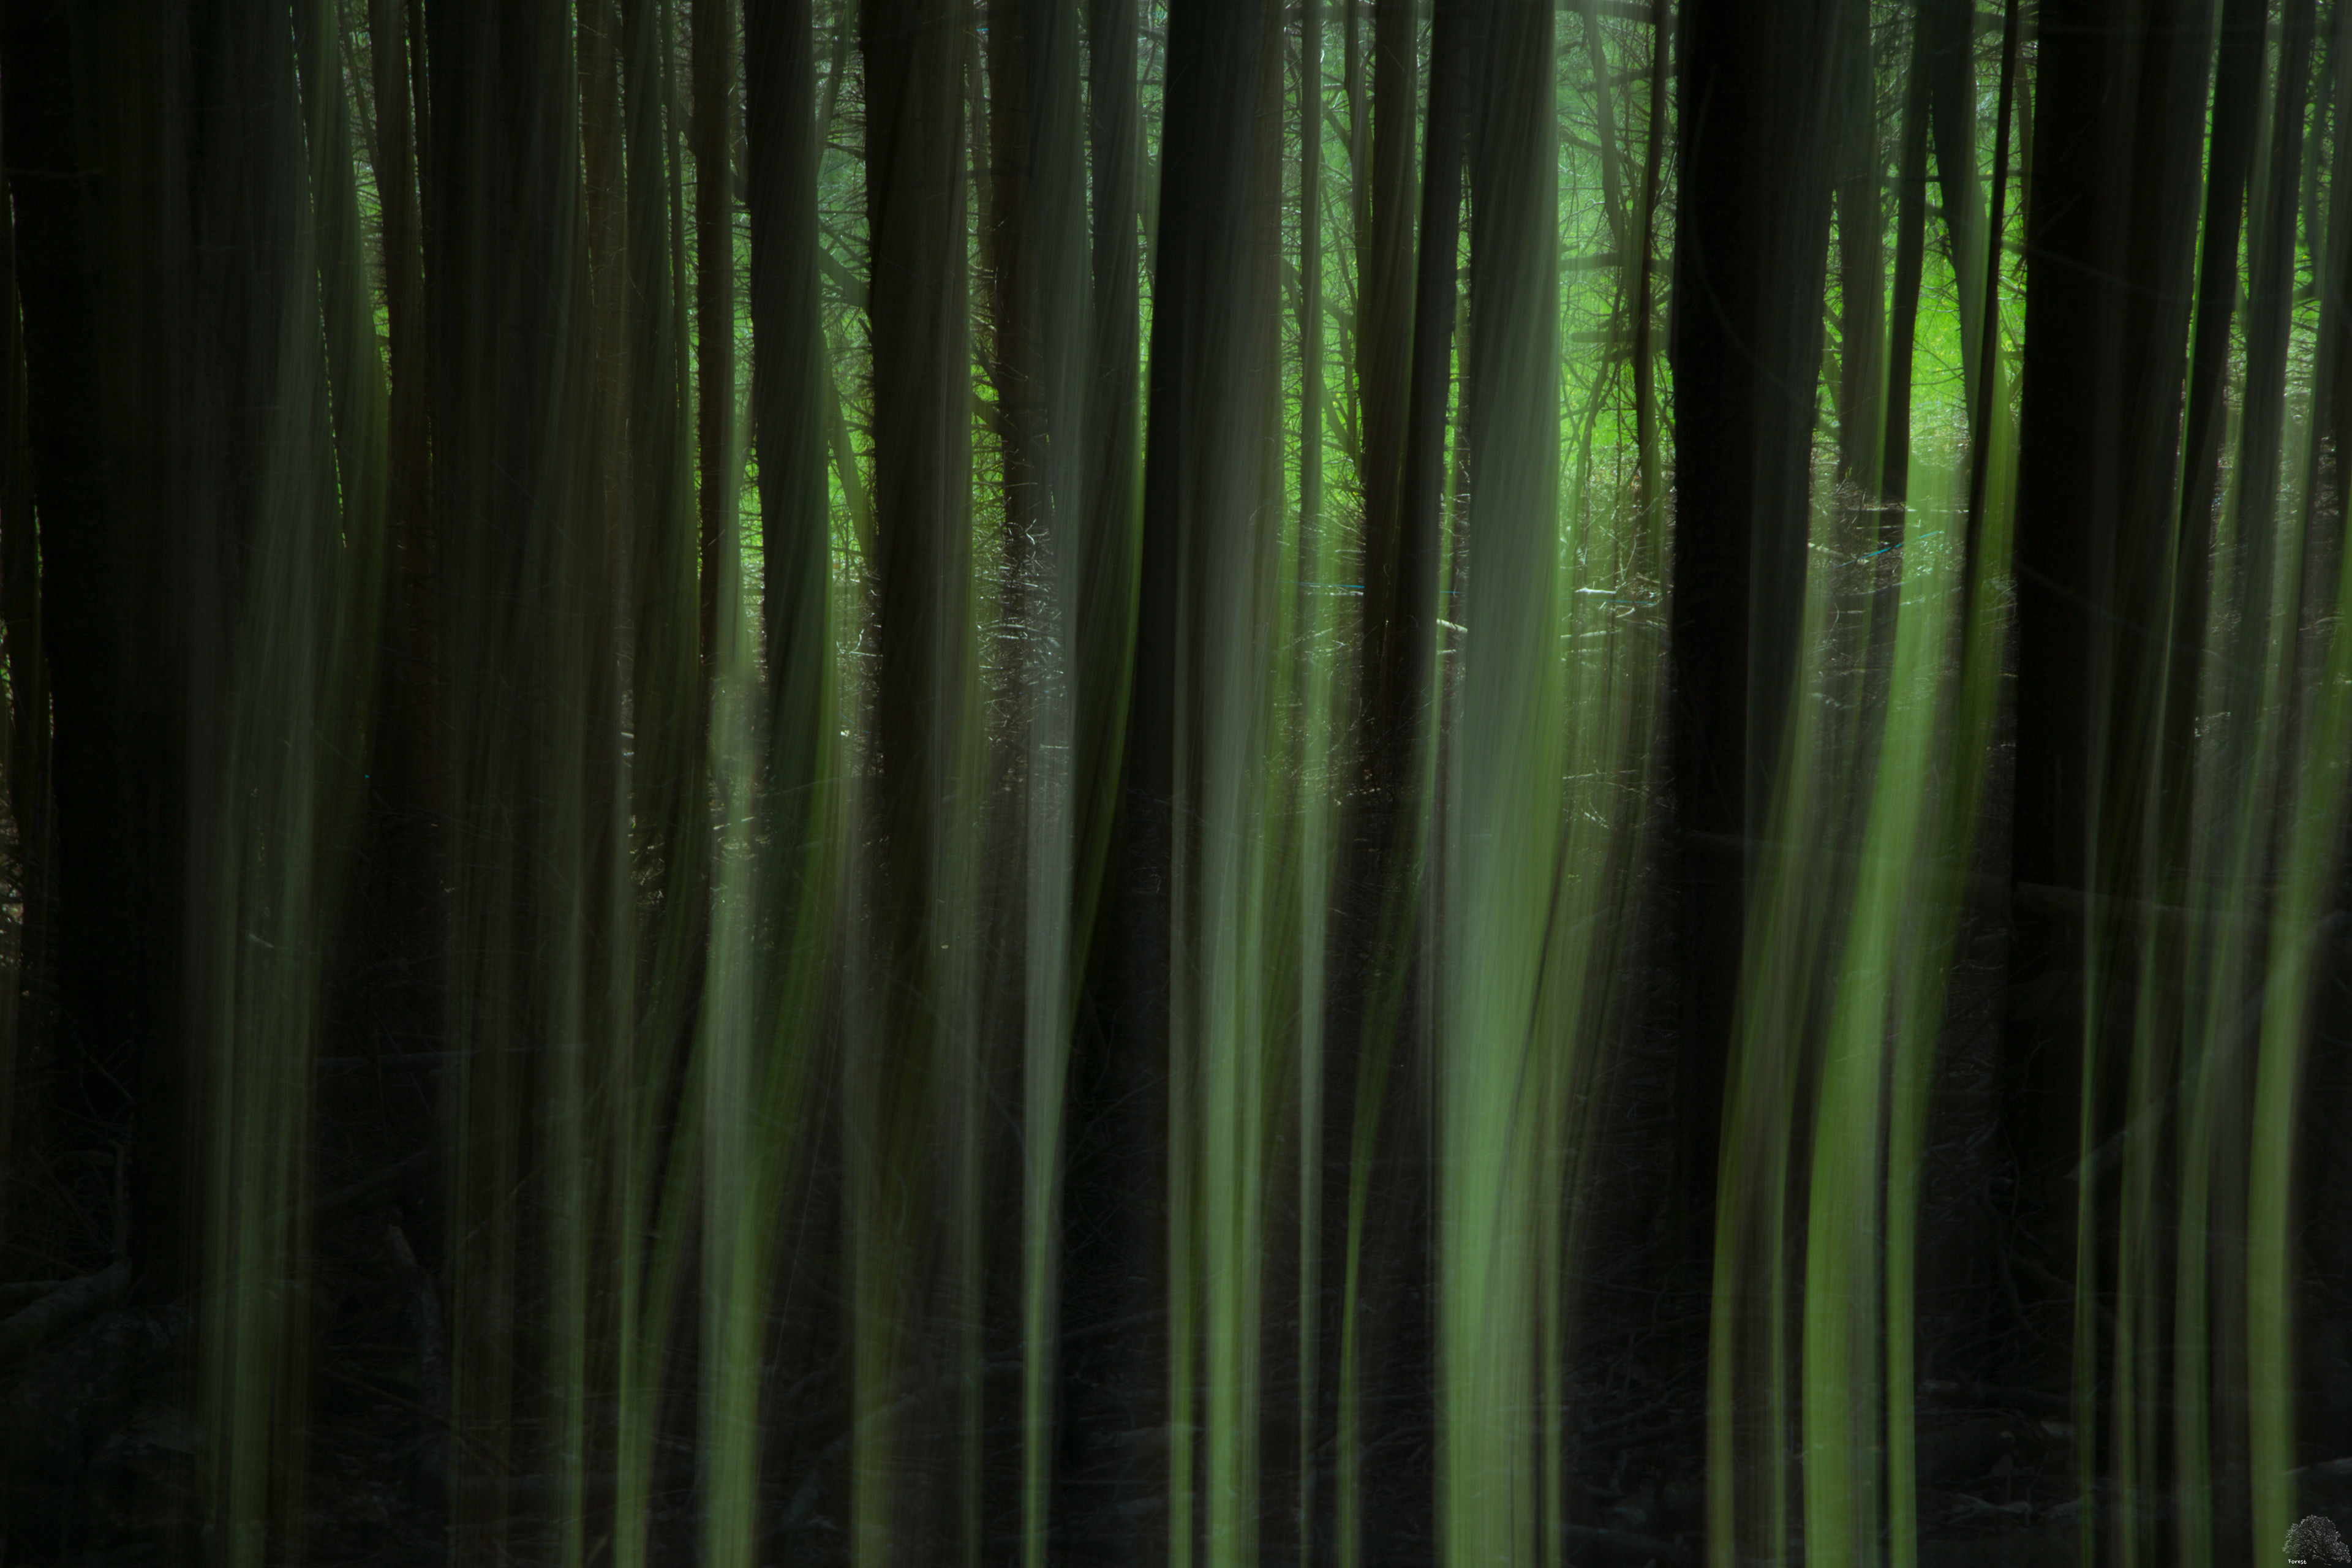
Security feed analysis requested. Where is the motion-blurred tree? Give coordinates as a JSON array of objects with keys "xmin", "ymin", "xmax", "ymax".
[{"xmin": 6, "ymin": 2, "xmax": 2352, "ymax": 1567}]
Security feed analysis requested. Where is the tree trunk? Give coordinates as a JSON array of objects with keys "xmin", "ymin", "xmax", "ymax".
[
  {"xmin": 859, "ymin": 0, "xmax": 982, "ymax": 1548},
  {"xmin": 1666, "ymin": 0, "xmax": 1843, "ymax": 1248},
  {"xmin": 695, "ymin": 0, "xmax": 739, "ymax": 701},
  {"xmin": 1, "ymin": 0, "xmax": 193, "ymax": 1307},
  {"xmin": 1058, "ymin": 0, "xmax": 1151, "ymax": 1548},
  {"xmin": 1668, "ymin": 0, "xmax": 1846, "ymax": 1556}
]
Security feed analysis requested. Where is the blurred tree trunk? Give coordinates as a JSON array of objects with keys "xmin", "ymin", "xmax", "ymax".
[
  {"xmin": 417, "ymin": 0, "xmax": 609, "ymax": 1537},
  {"xmin": 986, "ymin": 0, "xmax": 1041, "ymax": 577},
  {"xmin": 1328, "ymin": 0, "xmax": 1472, "ymax": 1556},
  {"xmin": 1921, "ymin": 0, "xmax": 1983, "ymax": 407},
  {"xmin": 2009, "ymin": 18, "xmax": 2211, "ymax": 1536},
  {"xmin": 2166, "ymin": 0, "xmax": 2264, "ymax": 883},
  {"xmin": 2011, "ymin": 0, "xmax": 2207, "ymax": 1195},
  {"xmin": 1059, "ymin": 0, "xmax": 1150, "ymax": 1544},
  {"xmin": 0, "ymin": 0, "xmax": 194, "ymax": 1306},
  {"xmin": 353, "ymin": 0, "xmax": 447, "ymax": 1262},
  {"xmin": 695, "ymin": 0, "xmax": 736, "ymax": 698},
  {"xmin": 745, "ymin": 0, "xmax": 829, "ymax": 851},
  {"xmin": 1668, "ymin": 0, "xmax": 1845, "ymax": 1558},
  {"xmin": 1880, "ymin": 1, "xmax": 1930, "ymax": 507},
  {"xmin": 1356, "ymin": 0, "xmax": 1420, "ymax": 762},
  {"xmin": 0, "ymin": 66, "xmax": 48, "ymax": 1262},
  {"xmin": 2015, "ymin": 0, "xmax": 2206, "ymax": 907},
  {"xmin": 1830, "ymin": 0, "xmax": 1883, "ymax": 491},
  {"xmin": 1666, "ymin": 0, "xmax": 1841, "ymax": 1248},
  {"xmin": 858, "ymin": 0, "xmax": 982, "ymax": 1548},
  {"xmin": 1070, "ymin": 0, "xmax": 1279, "ymax": 1550}
]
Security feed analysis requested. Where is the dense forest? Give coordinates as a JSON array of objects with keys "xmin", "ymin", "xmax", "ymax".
[{"xmin": 5, "ymin": 0, "xmax": 2352, "ymax": 1564}]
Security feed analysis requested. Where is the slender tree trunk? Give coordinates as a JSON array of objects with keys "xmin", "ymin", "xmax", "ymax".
[
  {"xmin": 1921, "ymin": 0, "xmax": 1983, "ymax": 408},
  {"xmin": 2167, "ymin": 0, "xmax": 2266, "ymax": 883},
  {"xmin": 696, "ymin": 0, "xmax": 739, "ymax": 700},
  {"xmin": 747, "ymin": 0, "xmax": 830, "ymax": 838},
  {"xmin": 1831, "ymin": 0, "xmax": 1884, "ymax": 490},
  {"xmin": 987, "ymin": 0, "xmax": 1039, "ymax": 571},
  {"xmin": 358, "ymin": 0, "xmax": 446, "ymax": 1252},
  {"xmin": 0, "ymin": 67, "xmax": 49, "ymax": 1257},
  {"xmin": 1880, "ymin": 2, "xmax": 1931, "ymax": 508},
  {"xmin": 1331, "ymin": 0, "xmax": 1470, "ymax": 1555},
  {"xmin": 1357, "ymin": 0, "xmax": 1420, "ymax": 759},
  {"xmin": 858, "ymin": 0, "xmax": 981, "ymax": 1550},
  {"xmin": 741, "ymin": 0, "xmax": 837, "ymax": 1538},
  {"xmin": 1059, "ymin": 0, "xmax": 1150, "ymax": 1545}
]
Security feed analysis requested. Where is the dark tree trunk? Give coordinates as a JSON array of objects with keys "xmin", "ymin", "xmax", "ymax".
[
  {"xmin": 986, "ymin": 0, "xmax": 1041, "ymax": 576},
  {"xmin": 0, "ymin": 64, "xmax": 50, "ymax": 1254},
  {"xmin": 1668, "ymin": 0, "xmax": 1845, "ymax": 1555},
  {"xmin": 1666, "ymin": 0, "xmax": 1843, "ymax": 1243},
  {"xmin": 695, "ymin": 0, "xmax": 736, "ymax": 700},
  {"xmin": 1058, "ymin": 0, "xmax": 1151, "ymax": 1546},
  {"xmin": 2013, "ymin": 0, "xmax": 2207, "ymax": 900},
  {"xmin": 1880, "ymin": 2, "xmax": 1931, "ymax": 507},
  {"xmin": 2008, "ymin": 2, "xmax": 2212, "ymax": 1480},
  {"xmin": 1, "ymin": 0, "xmax": 194, "ymax": 1306},
  {"xmin": 417, "ymin": 0, "xmax": 602, "ymax": 1534},
  {"xmin": 1830, "ymin": 0, "xmax": 1883, "ymax": 491},
  {"xmin": 2166, "ymin": 0, "xmax": 2265, "ymax": 883},
  {"xmin": 1356, "ymin": 0, "xmax": 1421, "ymax": 764},
  {"xmin": 861, "ymin": 0, "xmax": 979, "ymax": 1547},
  {"xmin": 746, "ymin": 0, "xmax": 829, "ymax": 835},
  {"xmin": 1067, "ymin": 0, "xmax": 1276, "ymax": 1554},
  {"xmin": 1921, "ymin": 0, "xmax": 1983, "ymax": 406},
  {"xmin": 625, "ymin": 0, "xmax": 706, "ymax": 959},
  {"xmin": 1325, "ymin": 0, "xmax": 1474, "ymax": 1557},
  {"xmin": 355, "ymin": 0, "xmax": 447, "ymax": 1170}
]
